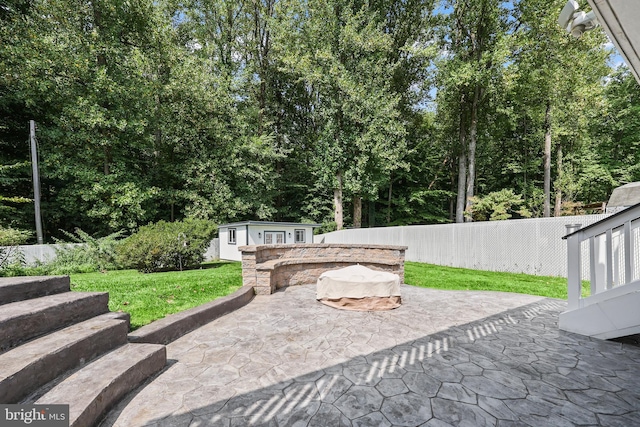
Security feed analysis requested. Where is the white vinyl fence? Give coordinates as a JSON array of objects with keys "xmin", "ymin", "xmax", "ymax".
[
  {"xmin": 315, "ymin": 215, "xmax": 611, "ymax": 278},
  {"xmin": 0, "ymin": 244, "xmax": 71, "ymax": 265}
]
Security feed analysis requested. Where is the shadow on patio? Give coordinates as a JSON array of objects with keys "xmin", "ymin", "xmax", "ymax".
[{"xmin": 102, "ymin": 286, "xmax": 640, "ymax": 427}]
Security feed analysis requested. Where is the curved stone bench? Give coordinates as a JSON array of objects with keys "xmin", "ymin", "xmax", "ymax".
[{"xmin": 239, "ymin": 244, "xmax": 407, "ymax": 295}]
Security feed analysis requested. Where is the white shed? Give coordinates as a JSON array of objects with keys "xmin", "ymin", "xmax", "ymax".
[{"xmin": 218, "ymin": 221, "xmax": 321, "ymax": 261}]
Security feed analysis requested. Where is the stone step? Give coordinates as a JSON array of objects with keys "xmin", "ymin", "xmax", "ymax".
[
  {"xmin": 0, "ymin": 312, "xmax": 130, "ymax": 404},
  {"xmin": 0, "ymin": 291, "xmax": 110, "ymax": 352},
  {"xmin": 0, "ymin": 276, "xmax": 70, "ymax": 305},
  {"xmin": 36, "ymin": 343, "xmax": 167, "ymax": 427}
]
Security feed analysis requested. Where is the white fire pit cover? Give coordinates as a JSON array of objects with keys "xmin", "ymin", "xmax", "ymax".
[{"xmin": 316, "ymin": 265, "xmax": 401, "ymax": 311}]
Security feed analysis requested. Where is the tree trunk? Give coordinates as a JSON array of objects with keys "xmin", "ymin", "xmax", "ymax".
[
  {"xmin": 334, "ymin": 171, "xmax": 343, "ymax": 230},
  {"xmin": 353, "ymin": 195, "xmax": 362, "ymax": 228},
  {"xmin": 368, "ymin": 200, "xmax": 375, "ymax": 228},
  {"xmin": 465, "ymin": 85, "xmax": 480, "ymax": 222},
  {"xmin": 456, "ymin": 151, "xmax": 467, "ymax": 223},
  {"xmin": 456, "ymin": 97, "xmax": 467, "ymax": 223},
  {"xmin": 543, "ymin": 101, "xmax": 552, "ymax": 218},
  {"xmin": 554, "ymin": 143, "xmax": 563, "ymax": 217}
]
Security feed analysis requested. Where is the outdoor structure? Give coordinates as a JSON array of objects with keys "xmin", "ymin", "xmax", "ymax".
[
  {"xmin": 606, "ymin": 181, "xmax": 640, "ymax": 214},
  {"xmin": 218, "ymin": 221, "xmax": 320, "ymax": 261},
  {"xmin": 560, "ymin": 202, "xmax": 640, "ymax": 339},
  {"xmin": 554, "ymin": 1, "xmax": 640, "ymax": 339},
  {"xmin": 239, "ymin": 243, "xmax": 406, "ymax": 295}
]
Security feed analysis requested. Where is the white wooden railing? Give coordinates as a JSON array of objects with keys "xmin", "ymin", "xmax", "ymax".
[{"xmin": 564, "ymin": 203, "xmax": 640, "ymax": 311}]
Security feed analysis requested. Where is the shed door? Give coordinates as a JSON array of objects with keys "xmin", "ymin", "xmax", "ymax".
[{"xmin": 264, "ymin": 231, "xmax": 285, "ymax": 244}]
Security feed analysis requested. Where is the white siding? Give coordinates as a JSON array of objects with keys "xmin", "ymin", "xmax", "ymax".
[
  {"xmin": 220, "ymin": 224, "xmax": 316, "ymax": 260},
  {"xmin": 219, "ymin": 226, "xmax": 247, "ymax": 261},
  {"xmin": 248, "ymin": 225, "xmax": 313, "ymax": 245}
]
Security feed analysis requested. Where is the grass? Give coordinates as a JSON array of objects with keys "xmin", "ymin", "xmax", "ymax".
[
  {"xmin": 70, "ymin": 261, "xmax": 242, "ymax": 330},
  {"xmin": 404, "ymin": 261, "xmax": 587, "ymax": 299},
  {"xmin": 69, "ymin": 260, "xmax": 583, "ymax": 330}
]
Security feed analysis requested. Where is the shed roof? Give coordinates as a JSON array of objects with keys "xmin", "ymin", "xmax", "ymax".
[
  {"xmin": 608, "ymin": 182, "xmax": 640, "ymax": 207},
  {"xmin": 219, "ymin": 221, "xmax": 321, "ymax": 228}
]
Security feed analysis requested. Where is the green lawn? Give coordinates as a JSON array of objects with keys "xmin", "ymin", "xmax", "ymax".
[
  {"xmin": 70, "ymin": 262, "xmax": 242, "ymax": 329},
  {"xmin": 70, "ymin": 260, "xmax": 580, "ymax": 330},
  {"xmin": 404, "ymin": 261, "xmax": 581, "ymax": 299}
]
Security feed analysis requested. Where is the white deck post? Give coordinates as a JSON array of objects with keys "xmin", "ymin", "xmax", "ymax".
[
  {"xmin": 567, "ymin": 233, "xmax": 582, "ymax": 310},
  {"xmin": 624, "ymin": 221, "xmax": 633, "ymax": 284}
]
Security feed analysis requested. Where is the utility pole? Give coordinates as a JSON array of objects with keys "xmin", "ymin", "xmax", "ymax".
[{"xmin": 30, "ymin": 120, "xmax": 44, "ymax": 244}]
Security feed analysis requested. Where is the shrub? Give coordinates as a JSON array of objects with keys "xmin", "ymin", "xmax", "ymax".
[
  {"xmin": 467, "ymin": 189, "xmax": 532, "ymax": 222},
  {"xmin": 0, "ymin": 227, "xmax": 125, "ymax": 276},
  {"xmin": 0, "ymin": 227, "xmax": 31, "ymax": 272},
  {"xmin": 47, "ymin": 228, "xmax": 125, "ymax": 274},
  {"xmin": 0, "ymin": 227, "xmax": 31, "ymax": 246},
  {"xmin": 117, "ymin": 219, "xmax": 217, "ymax": 273},
  {"xmin": 315, "ymin": 221, "xmax": 337, "ymax": 235}
]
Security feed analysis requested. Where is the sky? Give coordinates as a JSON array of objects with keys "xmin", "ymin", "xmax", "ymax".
[{"xmin": 605, "ymin": 41, "xmax": 626, "ymax": 69}]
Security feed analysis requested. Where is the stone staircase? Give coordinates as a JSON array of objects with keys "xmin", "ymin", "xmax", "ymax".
[{"xmin": 0, "ymin": 275, "xmax": 166, "ymax": 427}]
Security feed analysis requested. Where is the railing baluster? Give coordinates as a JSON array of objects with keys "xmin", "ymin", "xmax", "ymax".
[
  {"xmin": 589, "ymin": 236, "xmax": 597, "ymax": 296},
  {"xmin": 606, "ymin": 228, "xmax": 614, "ymax": 289},
  {"xmin": 624, "ymin": 221, "xmax": 632, "ymax": 286}
]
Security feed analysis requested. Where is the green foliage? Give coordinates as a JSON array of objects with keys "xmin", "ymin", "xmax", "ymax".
[
  {"xmin": 0, "ymin": 227, "xmax": 31, "ymax": 246},
  {"xmin": 0, "ymin": 227, "xmax": 124, "ymax": 276},
  {"xmin": 468, "ymin": 189, "xmax": 532, "ymax": 221},
  {"xmin": 45, "ymin": 228, "xmax": 125, "ymax": 274},
  {"xmin": 0, "ymin": 0, "xmax": 630, "ymax": 235},
  {"xmin": 594, "ymin": 68, "xmax": 640, "ymax": 189},
  {"xmin": 117, "ymin": 219, "xmax": 217, "ymax": 273},
  {"xmin": 315, "ymin": 221, "xmax": 337, "ymax": 235},
  {"xmin": 0, "ymin": 226, "xmax": 31, "ymax": 271},
  {"xmin": 0, "ymin": 162, "xmax": 32, "ymax": 228}
]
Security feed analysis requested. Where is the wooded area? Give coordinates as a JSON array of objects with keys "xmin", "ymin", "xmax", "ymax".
[{"xmin": 1, "ymin": 0, "xmax": 639, "ymax": 241}]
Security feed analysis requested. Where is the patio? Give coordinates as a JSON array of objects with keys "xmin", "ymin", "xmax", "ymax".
[{"xmin": 102, "ymin": 285, "xmax": 640, "ymax": 426}]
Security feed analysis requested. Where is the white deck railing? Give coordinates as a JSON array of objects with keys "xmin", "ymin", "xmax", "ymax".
[{"xmin": 564, "ymin": 203, "xmax": 640, "ymax": 311}]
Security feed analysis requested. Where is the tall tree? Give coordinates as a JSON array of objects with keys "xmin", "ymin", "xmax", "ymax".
[
  {"xmin": 276, "ymin": 0, "xmax": 408, "ymax": 229},
  {"xmin": 436, "ymin": 0, "xmax": 508, "ymax": 222},
  {"xmin": 511, "ymin": 0, "xmax": 609, "ymax": 216}
]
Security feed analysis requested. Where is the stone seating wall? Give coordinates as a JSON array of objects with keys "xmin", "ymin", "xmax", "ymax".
[{"xmin": 239, "ymin": 243, "xmax": 407, "ymax": 295}]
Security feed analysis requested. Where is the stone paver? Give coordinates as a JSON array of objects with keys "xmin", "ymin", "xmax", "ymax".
[{"xmin": 101, "ymin": 285, "xmax": 640, "ymax": 426}]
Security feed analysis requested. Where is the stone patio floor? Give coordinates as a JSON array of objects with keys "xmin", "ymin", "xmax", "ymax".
[{"xmin": 102, "ymin": 285, "xmax": 640, "ymax": 427}]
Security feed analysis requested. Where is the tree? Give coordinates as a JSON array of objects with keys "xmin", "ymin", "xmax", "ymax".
[
  {"xmin": 593, "ymin": 67, "xmax": 640, "ymax": 191},
  {"xmin": 436, "ymin": 0, "xmax": 509, "ymax": 223},
  {"xmin": 511, "ymin": 0, "xmax": 609, "ymax": 216},
  {"xmin": 275, "ymin": 0, "xmax": 409, "ymax": 229},
  {"xmin": 467, "ymin": 188, "xmax": 531, "ymax": 221}
]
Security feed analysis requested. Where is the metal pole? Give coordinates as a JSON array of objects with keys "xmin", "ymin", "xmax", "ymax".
[{"xmin": 30, "ymin": 120, "xmax": 44, "ymax": 244}]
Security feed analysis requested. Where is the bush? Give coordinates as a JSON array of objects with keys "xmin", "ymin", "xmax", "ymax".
[
  {"xmin": 117, "ymin": 219, "xmax": 217, "ymax": 273},
  {"xmin": 0, "ymin": 227, "xmax": 31, "ymax": 272},
  {"xmin": 47, "ymin": 228, "xmax": 125, "ymax": 274},
  {"xmin": 467, "ymin": 189, "xmax": 532, "ymax": 222},
  {"xmin": 315, "ymin": 221, "xmax": 337, "ymax": 235},
  {"xmin": 0, "ymin": 227, "xmax": 31, "ymax": 246}
]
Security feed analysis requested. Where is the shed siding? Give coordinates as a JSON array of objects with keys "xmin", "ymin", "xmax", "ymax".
[{"xmin": 220, "ymin": 224, "xmax": 317, "ymax": 261}]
